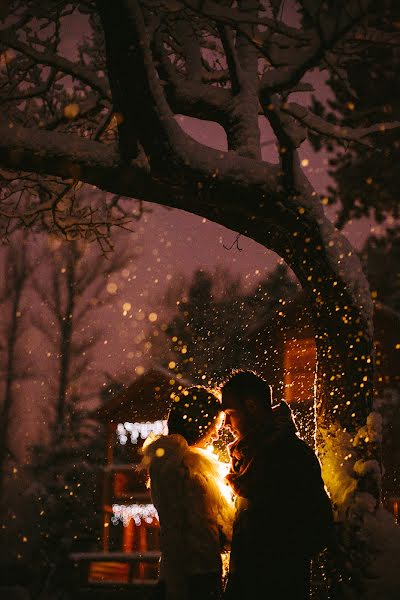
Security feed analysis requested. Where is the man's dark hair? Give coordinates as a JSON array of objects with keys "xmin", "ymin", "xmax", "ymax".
[
  {"xmin": 222, "ymin": 370, "xmax": 272, "ymax": 409},
  {"xmin": 167, "ymin": 386, "xmax": 221, "ymax": 445}
]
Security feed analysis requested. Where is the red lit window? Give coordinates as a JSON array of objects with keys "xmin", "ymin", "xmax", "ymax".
[
  {"xmin": 284, "ymin": 338, "xmax": 316, "ymax": 403},
  {"xmin": 113, "ymin": 472, "xmax": 129, "ymax": 498},
  {"xmin": 394, "ymin": 500, "xmax": 399, "ymax": 525},
  {"xmin": 89, "ymin": 562, "xmax": 129, "ymax": 584},
  {"xmin": 113, "ymin": 470, "xmax": 147, "ymax": 499}
]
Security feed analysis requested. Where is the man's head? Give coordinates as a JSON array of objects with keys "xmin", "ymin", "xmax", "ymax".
[{"xmin": 221, "ymin": 370, "xmax": 273, "ymax": 438}]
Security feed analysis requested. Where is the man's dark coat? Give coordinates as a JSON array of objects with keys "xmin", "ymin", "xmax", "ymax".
[{"xmin": 224, "ymin": 402, "xmax": 333, "ymax": 599}]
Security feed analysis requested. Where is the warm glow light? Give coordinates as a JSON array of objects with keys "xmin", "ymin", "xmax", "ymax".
[
  {"xmin": 394, "ymin": 500, "xmax": 399, "ymax": 525},
  {"xmin": 107, "ymin": 282, "xmax": 118, "ymax": 294},
  {"xmin": 284, "ymin": 338, "xmax": 316, "ymax": 402},
  {"xmin": 63, "ymin": 103, "xmax": 80, "ymax": 119},
  {"xmin": 202, "ymin": 445, "xmax": 233, "ymax": 504}
]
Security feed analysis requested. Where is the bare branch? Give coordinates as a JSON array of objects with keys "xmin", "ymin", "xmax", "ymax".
[
  {"xmin": 153, "ymin": 31, "xmax": 231, "ymax": 124},
  {"xmin": 282, "ymin": 102, "xmax": 400, "ymax": 148},
  {"xmin": 259, "ymin": 1, "xmax": 380, "ymax": 95},
  {"xmin": 352, "ymin": 27, "xmax": 400, "ymax": 47},
  {"xmin": 217, "ymin": 23, "xmax": 241, "ymax": 94},
  {"xmin": 182, "ymin": 0, "xmax": 309, "ymax": 40},
  {"xmin": 0, "ymin": 30, "xmax": 111, "ymax": 100},
  {"xmin": 31, "ymin": 313, "xmax": 58, "ymax": 343},
  {"xmin": 0, "ymin": 67, "xmax": 57, "ymax": 105},
  {"xmin": 173, "ymin": 18, "xmax": 203, "ymax": 81}
]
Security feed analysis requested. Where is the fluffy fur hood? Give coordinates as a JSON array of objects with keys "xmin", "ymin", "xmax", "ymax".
[{"xmin": 141, "ymin": 432, "xmax": 189, "ymax": 469}]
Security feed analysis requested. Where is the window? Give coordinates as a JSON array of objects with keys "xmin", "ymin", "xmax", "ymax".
[
  {"xmin": 113, "ymin": 470, "xmax": 148, "ymax": 501},
  {"xmin": 284, "ymin": 338, "xmax": 316, "ymax": 403},
  {"xmin": 393, "ymin": 499, "xmax": 399, "ymax": 525}
]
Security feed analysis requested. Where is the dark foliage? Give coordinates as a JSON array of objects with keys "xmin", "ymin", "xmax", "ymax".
[
  {"xmin": 162, "ymin": 264, "xmax": 300, "ymax": 384},
  {"xmin": 308, "ymin": 9, "xmax": 400, "ymax": 228}
]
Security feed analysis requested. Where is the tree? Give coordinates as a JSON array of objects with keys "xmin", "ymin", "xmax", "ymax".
[
  {"xmin": 308, "ymin": 7, "xmax": 400, "ymax": 228},
  {"xmin": 245, "ymin": 262, "xmax": 301, "ymax": 326},
  {"xmin": 164, "ymin": 268, "xmax": 242, "ymax": 382},
  {"xmin": 362, "ymin": 228, "xmax": 400, "ymax": 313},
  {"xmin": 160, "ymin": 263, "xmax": 299, "ymax": 384},
  {"xmin": 32, "ymin": 235, "xmax": 131, "ymax": 441},
  {"xmin": 1, "ymin": 1, "xmax": 399, "ymax": 595},
  {"xmin": 0, "ymin": 232, "xmax": 32, "ymax": 500},
  {"xmin": 27, "ymin": 235, "xmax": 133, "ymax": 593},
  {"xmin": 28, "ymin": 404, "xmax": 105, "ymax": 597}
]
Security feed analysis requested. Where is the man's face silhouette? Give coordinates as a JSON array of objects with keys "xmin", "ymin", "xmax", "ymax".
[{"xmin": 222, "ymin": 390, "xmax": 255, "ymax": 438}]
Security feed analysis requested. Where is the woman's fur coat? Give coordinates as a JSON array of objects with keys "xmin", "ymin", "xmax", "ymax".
[{"xmin": 142, "ymin": 434, "xmax": 234, "ymax": 600}]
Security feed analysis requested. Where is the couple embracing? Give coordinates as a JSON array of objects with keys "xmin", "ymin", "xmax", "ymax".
[{"xmin": 142, "ymin": 370, "xmax": 333, "ymax": 600}]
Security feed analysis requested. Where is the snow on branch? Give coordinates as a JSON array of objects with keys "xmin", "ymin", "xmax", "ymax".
[
  {"xmin": 153, "ymin": 31, "xmax": 231, "ymax": 124},
  {"xmin": 98, "ymin": 2, "xmax": 278, "ymax": 180},
  {"xmin": 0, "ymin": 122, "xmax": 146, "ymax": 248},
  {"xmin": 0, "ymin": 117, "xmax": 282, "ymax": 227},
  {"xmin": 0, "ymin": 121, "xmax": 119, "ymax": 173},
  {"xmin": 281, "ymin": 102, "xmax": 400, "ymax": 147},
  {"xmin": 182, "ymin": 0, "xmax": 308, "ymax": 40}
]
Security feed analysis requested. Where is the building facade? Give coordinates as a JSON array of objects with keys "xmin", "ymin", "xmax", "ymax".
[{"xmin": 70, "ymin": 369, "xmax": 184, "ymax": 591}]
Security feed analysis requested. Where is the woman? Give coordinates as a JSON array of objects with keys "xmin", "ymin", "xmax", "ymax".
[{"xmin": 142, "ymin": 386, "xmax": 234, "ymax": 600}]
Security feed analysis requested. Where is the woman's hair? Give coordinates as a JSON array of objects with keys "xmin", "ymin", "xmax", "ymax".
[{"xmin": 167, "ymin": 386, "xmax": 221, "ymax": 446}]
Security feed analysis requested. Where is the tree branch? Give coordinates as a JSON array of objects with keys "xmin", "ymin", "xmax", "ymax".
[
  {"xmin": 217, "ymin": 23, "xmax": 241, "ymax": 94},
  {"xmin": 182, "ymin": 0, "xmax": 309, "ymax": 40},
  {"xmin": 259, "ymin": 0, "xmax": 379, "ymax": 94},
  {"xmin": 173, "ymin": 18, "xmax": 203, "ymax": 81},
  {"xmin": 0, "ymin": 30, "xmax": 110, "ymax": 100},
  {"xmin": 153, "ymin": 31, "xmax": 231, "ymax": 125},
  {"xmin": 282, "ymin": 102, "xmax": 400, "ymax": 147},
  {"xmin": 0, "ymin": 119, "xmax": 285, "ymax": 228},
  {"xmin": 0, "ymin": 67, "xmax": 57, "ymax": 105}
]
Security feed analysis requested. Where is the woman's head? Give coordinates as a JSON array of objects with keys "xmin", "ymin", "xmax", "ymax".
[{"xmin": 167, "ymin": 386, "xmax": 222, "ymax": 446}]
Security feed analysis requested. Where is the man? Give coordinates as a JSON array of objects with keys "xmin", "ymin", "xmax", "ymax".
[{"xmin": 222, "ymin": 370, "xmax": 333, "ymax": 599}]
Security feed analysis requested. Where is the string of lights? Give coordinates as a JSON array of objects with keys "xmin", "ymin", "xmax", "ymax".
[
  {"xmin": 116, "ymin": 420, "xmax": 167, "ymax": 445},
  {"xmin": 112, "ymin": 503, "xmax": 159, "ymax": 526}
]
